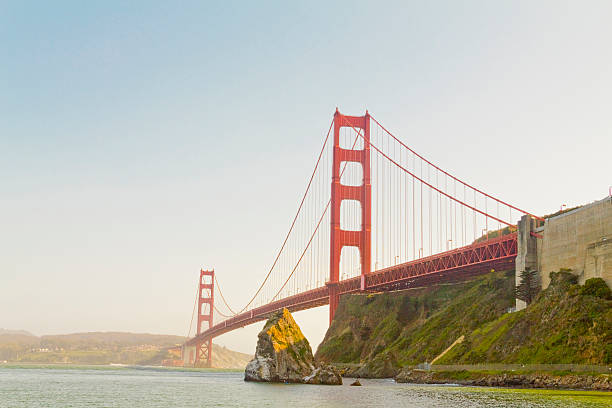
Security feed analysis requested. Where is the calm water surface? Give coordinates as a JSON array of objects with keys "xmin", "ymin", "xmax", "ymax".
[{"xmin": 1, "ymin": 367, "xmax": 610, "ymax": 407}]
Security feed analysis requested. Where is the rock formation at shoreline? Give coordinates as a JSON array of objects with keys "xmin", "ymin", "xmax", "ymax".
[
  {"xmin": 395, "ymin": 369, "xmax": 612, "ymax": 391},
  {"xmin": 244, "ymin": 308, "xmax": 341, "ymax": 385},
  {"xmin": 315, "ymin": 271, "xmax": 516, "ymax": 377},
  {"xmin": 316, "ymin": 270, "xmax": 611, "ymax": 379}
]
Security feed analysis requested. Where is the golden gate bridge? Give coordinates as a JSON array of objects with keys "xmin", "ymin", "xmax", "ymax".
[{"xmin": 182, "ymin": 109, "xmax": 543, "ymax": 367}]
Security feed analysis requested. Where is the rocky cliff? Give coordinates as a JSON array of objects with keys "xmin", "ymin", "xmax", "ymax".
[
  {"xmin": 244, "ymin": 308, "xmax": 341, "ymax": 385},
  {"xmin": 315, "ymin": 269, "xmax": 611, "ymax": 379},
  {"xmin": 316, "ymin": 270, "xmax": 516, "ymax": 377}
]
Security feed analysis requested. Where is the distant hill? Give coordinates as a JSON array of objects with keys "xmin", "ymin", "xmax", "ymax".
[
  {"xmin": 40, "ymin": 331, "xmax": 185, "ymax": 348},
  {"xmin": 211, "ymin": 344, "xmax": 252, "ymax": 369},
  {"xmin": 0, "ymin": 329, "xmax": 35, "ymax": 336},
  {"xmin": 0, "ymin": 331, "xmax": 251, "ymax": 368},
  {"xmin": 0, "ymin": 329, "xmax": 39, "ymax": 348}
]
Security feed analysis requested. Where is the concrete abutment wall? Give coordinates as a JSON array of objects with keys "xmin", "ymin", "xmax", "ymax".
[{"xmin": 515, "ymin": 196, "xmax": 612, "ymax": 310}]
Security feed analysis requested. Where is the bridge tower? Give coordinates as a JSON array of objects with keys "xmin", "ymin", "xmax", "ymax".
[
  {"xmin": 195, "ymin": 269, "xmax": 214, "ymax": 367},
  {"xmin": 328, "ymin": 109, "xmax": 371, "ymax": 324}
]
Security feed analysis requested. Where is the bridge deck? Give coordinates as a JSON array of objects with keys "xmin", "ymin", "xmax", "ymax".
[{"xmin": 185, "ymin": 233, "xmax": 517, "ymax": 347}]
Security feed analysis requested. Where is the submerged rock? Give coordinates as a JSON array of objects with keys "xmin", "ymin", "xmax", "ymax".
[
  {"xmin": 244, "ymin": 308, "xmax": 341, "ymax": 385},
  {"xmin": 350, "ymin": 379, "xmax": 362, "ymax": 386}
]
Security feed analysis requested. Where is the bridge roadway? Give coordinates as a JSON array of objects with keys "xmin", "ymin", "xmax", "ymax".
[{"xmin": 185, "ymin": 232, "xmax": 517, "ymax": 347}]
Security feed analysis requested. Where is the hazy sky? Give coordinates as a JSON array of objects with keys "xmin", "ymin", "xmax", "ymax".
[{"xmin": 1, "ymin": 1, "xmax": 611, "ymax": 354}]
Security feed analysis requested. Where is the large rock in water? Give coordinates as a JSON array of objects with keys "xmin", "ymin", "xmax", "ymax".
[{"xmin": 244, "ymin": 308, "xmax": 341, "ymax": 385}]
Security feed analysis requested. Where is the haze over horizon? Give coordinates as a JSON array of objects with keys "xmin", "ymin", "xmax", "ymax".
[{"xmin": 2, "ymin": 1, "xmax": 611, "ymax": 354}]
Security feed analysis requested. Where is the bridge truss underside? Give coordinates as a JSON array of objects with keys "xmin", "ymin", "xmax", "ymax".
[{"xmin": 185, "ymin": 233, "xmax": 516, "ymax": 348}]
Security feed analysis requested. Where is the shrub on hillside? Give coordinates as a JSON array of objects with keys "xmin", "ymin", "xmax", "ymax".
[
  {"xmin": 580, "ymin": 278, "xmax": 612, "ymax": 300},
  {"xmin": 548, "ymin": 269, "xmax": 578, "ymax": 289}
]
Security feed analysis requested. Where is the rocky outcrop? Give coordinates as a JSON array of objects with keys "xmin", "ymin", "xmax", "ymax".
[
  {"xmin": 394, "ymin": 369, "xmax": 612, "ymax": 391},
  {"xmin": 303, "ymin": 366, "xmax": 343, "ymax": 385},
  {"xmin": 315, "ymin": 271, "xmax": 517, "ymax": 371},
  {"xmin": 244, "ymin": 308, "xmax": 341, "ymax": 385},
  {"xmin": 317, "ymin": 271, "xmax": 611, "ymax": 372}
]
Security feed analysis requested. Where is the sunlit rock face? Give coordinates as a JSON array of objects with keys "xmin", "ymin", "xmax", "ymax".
[{"xmin": 244, "ymin": 308, "xmax": 341, "ymax": 385}]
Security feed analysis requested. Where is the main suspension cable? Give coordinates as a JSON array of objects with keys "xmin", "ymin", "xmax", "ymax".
[
  {"xmin": 341, "ymin": 116, "xmax": 516, "ymax": 228},
  {"xmin": 203, "ymin": 113, "xmax": 531, "ymax": 326},
  {"xmin": 213, "ymin": 304, "xmax": 234, "ymax": 319},
  {"xmin": 369, "ymin": 114, "xmax": 544, "ymax": 221},
  {"xmin": 213, "ymin": 274, "xmax": 237, "ymax": 315},
  {"xmin": 216, "ymin": 118, "xmax": 334, "ymax": 315},
  {"xmin": 271, "ymin": 123, "xmax": 362, "ymax": 300}
]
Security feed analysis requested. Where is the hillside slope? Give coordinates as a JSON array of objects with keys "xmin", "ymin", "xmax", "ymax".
[
  {"xmin": 315, "ymin": 270, "xmax": 516, "ymax": 377},
  {"xmin": 211, "ymin": 345, "xmax": 252, "ymax": 369},
  {"xmin": 316, "ymin": 269, "xmax": 611, "ymax": 378},
  {"xmin": 437, "ymin": 271, "xmax": 611, "ymax": 365}
]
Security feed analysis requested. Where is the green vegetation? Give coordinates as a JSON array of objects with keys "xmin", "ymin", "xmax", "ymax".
[
  {"xmin": 515, "ymin": 267, "xmax": 541, "ymax": 305},
  {"xmin": 316, "ymin": 269, "xmax": 612, "ymax": 376},
  {"xmin": 473, "ymin": 226, "xmax": 515, "ymax": 244},
  {"xmin": 541, "ymin": 205, "xmax": 582, "ymax": 220},
  {"xmin": 465, "ymin": 387, "xmax": 612, "ymax": 406},
  {"xmin": 580, "ymin": 278, "xmax": 612, "ymax": 300},
  {"xmin": 260, "ymin": 308, "xmax": 314, "ymax": 366},
  {"xmin": 439, "ymin": 271, "xmax": 612, "ymax": 365},
  {"xmin": 316, "ymin": 270, "xmax": 516, "ymax": 375}
]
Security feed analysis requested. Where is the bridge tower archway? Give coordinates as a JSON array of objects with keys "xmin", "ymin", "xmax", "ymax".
[
  {"xmin": 195, "ymin": 269, "xmax": 214, "ymax": 367},
  {"xmin": 328, "ymin": 110, "xmax": 372, "ymax": 324}
]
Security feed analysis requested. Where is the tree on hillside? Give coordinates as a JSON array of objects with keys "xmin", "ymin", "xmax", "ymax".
[{"xmin": 516, "ymin": 267, "xmax": 541, "ymax": 305}]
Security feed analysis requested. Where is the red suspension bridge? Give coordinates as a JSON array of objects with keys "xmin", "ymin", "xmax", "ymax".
[{"xmin": 183, "ymin": 109, "xmax": 543, "ymax": 367}]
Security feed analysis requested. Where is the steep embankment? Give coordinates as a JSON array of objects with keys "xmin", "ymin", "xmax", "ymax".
[
  {"xmin": 437, "ymin": 271, "xmax": 611, "ymax": 365},
  {"xmin": 315, "ymin": 270, "xmax": 516, "ymax": 377},
  {"xmin": 316, "ymin": 270, "xmax": 611, "ymax": 377}
]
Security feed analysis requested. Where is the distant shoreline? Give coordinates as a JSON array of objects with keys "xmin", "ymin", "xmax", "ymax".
[{"xmin": 0, "ymin": 362, "xmax": 243, "ymax": 372}]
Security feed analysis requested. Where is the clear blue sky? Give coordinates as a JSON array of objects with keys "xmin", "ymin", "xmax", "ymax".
[{"xmin": 1, "ymin": 1, "xmax": 611, "ymax": 353}]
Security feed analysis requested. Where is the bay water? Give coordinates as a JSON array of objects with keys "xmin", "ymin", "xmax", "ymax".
[{"xmin": 1, "ymin": 366, "xmax": 610, "ymax": 407}]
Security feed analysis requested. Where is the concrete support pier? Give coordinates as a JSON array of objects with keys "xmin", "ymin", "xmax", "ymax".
[{"xmin": 515, "ymin": 215, "xmax": 539, "ymax": 311}]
